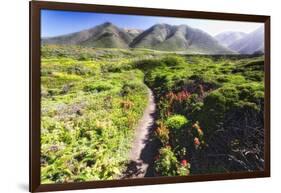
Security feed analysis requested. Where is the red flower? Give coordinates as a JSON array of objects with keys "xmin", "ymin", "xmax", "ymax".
[
  {"xmin": 181, "ymin": 159, "xmax": 188, "ymax": 166},
  {"xmin": 194, "ymin": 137, "xmax": 200, "ymax": 145}
]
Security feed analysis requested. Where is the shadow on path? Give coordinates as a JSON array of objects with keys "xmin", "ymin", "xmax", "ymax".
[{"xmin": 140, "ymin": 113, "xmax": 162, "ymax": 177}]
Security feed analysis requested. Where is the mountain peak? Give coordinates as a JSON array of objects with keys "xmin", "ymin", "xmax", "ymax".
[
  {"xmin": 152, "ymin": 23, "xmax": 173, "ymax": 29},
  {"xmin": 101, "ymin": 22, "xmax": 114, "ymax": 27}
]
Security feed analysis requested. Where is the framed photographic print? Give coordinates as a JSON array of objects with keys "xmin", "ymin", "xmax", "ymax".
[{"xmin": 30, "ymin": 1, "xmax": 270, "ymax": 192}]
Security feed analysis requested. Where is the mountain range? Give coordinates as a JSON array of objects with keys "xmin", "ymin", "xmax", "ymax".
[
  {"xmin": 215, "ymin": 31, "xmax": 247, "ymax": 47},
  {"xmin": 42, "ymin": 22, "xmax": 264, "ymax": 55},
  {"xmin": 228, "ymin": 27, "xmax": 264, "ymax": 55}
]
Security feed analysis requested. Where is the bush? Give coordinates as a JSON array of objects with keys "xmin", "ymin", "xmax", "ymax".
[
  {"xmin": 120, "ymin": 82, "xmax": 140, "ymax": 96},
  {"xmin": 155, "ymin": 146, "xmax": 190, "ymax": 176},
  {"xmin": 78, "ymin": 53, "xmax": 91, "ymax": 61},
  {"xmin": 216, "ymin": 76, "xmax": 228, "ymax": 83},
  {"xmin": 155, "ymin": 122, "xmax": 170, "ymax": 145},
  {"xmin": 197, "ymin": 91, "xmax": 226, "ymax": 134},
  {"xmin": 66, "ymin": 65, "xmax": 90, "ymax": 75},
  {"xmin": 162, "ymin": 55, "xmax": 185, "ymax": 66},
  {"xmin": 155, "ymin": 146, "xmax": 179, "ymax": 176},
  {"xmin": 147, "ymin": 74, "xmax": 171, "ymax": 97},
  {"xmin": 218, "ymin": 86, "xmax": 239, "ymax": 107},
  {"xmin": 165, "ymin": 115, "xmax": 188, "ymax": 131},
  {"xmin": 237, "ymin": 85, "xmax": 263, "ymax": 103},
  {"xmin": 135, "ymin": 59, "xmax": 165, "ymax": 70},
  {"xmin": 204, "ymin": 91, "xmax": 226, "ymax": 110},
  {"xmin": 83, "ymin": 83, "xmax": 112, "ymax": 93},
  {"xmin": 243, "ymin": 71, "xmax": 263, "ymax": 81}
]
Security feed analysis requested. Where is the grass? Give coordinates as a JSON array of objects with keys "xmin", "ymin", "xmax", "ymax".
[{"xmin": 41, "ymin": 44, "xmax": 264, "ymax": 182}]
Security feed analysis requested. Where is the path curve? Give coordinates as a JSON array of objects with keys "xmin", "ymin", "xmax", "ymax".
[{"xmin": 122, "ymin": 88, "xmax": 158, "ymax": 178}]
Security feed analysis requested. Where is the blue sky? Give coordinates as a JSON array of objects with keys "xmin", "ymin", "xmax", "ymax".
[{"xmin": 41, "ymin": 9, "xmax": 263, "ymax": 38}]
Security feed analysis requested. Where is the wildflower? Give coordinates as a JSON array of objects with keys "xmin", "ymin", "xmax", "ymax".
[
  {"xmin": 181, "ymin": 159, "xmax": 188, "ymax": 166},
  {"xmin": 194, "ymin": 137, "xmax": 200, "ymax": 145}
]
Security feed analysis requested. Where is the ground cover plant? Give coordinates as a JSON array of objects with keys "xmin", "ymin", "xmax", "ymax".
[
  {"xmin": 138, "ymin": 54, "xmax": 265, "ymax": 175},
  {"xmin": 41, "ymin": 45, "xmax": 154, "ymax": 183},
  {"xmin": 41, "ymin": 43, "xmax": 264, "ymax": 182}
]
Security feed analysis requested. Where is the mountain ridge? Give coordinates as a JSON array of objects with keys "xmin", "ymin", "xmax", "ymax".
[
  {"xmin": 215, "ymin": 31, "xmax": 247, "ymax": 47},
  {"xmin": 42, "ymin": 22, "xmax": 134, "ymax": 49},
  {"xmin": 42, "ymin": 22, "xmax": 262, "ymax": 55},
  {"xmin": 228, "ymin": 26, "xmax": 264, "ymax": 54}
]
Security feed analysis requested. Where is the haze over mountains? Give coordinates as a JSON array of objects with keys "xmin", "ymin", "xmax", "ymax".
[
  {"xmin": 42, "ymin": 22, "xmax": 264, "ymax": 55},
  {"xmin": 228, "ymin": 27, "xmax": 264, "ymax": 55},
  {"xmin": 215, "ymin": 31, "xmax": 247, "ymax": 47},
  {"xmin": 215, "ymin": 26, "xmax": 264, "ymax": 54}
]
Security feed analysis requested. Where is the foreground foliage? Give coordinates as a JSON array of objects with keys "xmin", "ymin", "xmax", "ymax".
[
  {"xmin": 139, "ymin": 54, "xmax": 264, "ymax": 175},
  {"xmin": 41, "ymin": 46, "xmax": 150, "ymax": 183},
  {"xmin": 41, "ymin": 45, "xmax": 264, "ymax": 182}
]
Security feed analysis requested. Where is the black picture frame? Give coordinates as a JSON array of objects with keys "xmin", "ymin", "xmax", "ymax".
[{"xmin": 30, "ymin": 1, "xmax": 270, "ymax": 192}]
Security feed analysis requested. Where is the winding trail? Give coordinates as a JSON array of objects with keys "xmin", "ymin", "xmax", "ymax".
[{"xmin": 122, "ymin": 88, "xmax": 160, "ymax": 178}]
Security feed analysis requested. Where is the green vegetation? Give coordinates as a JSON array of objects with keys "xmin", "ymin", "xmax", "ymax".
[
  {"xmin": 41, "ymin": 44, "xmax": 264, "ymax": 182},
  {"xmin": 155, "ymin": 146, "xmax": 190, "ymax": 176},
  {"xmin": 41, "ymin": 45, "xmax": 150, "ymax": 183},
  {"xmin": 166, "ymin": 115, "xmax": 189, "ymax": 131},
  {"xmin": 142, "ymin": 54, "xmax": 264, "ymax": 174}
]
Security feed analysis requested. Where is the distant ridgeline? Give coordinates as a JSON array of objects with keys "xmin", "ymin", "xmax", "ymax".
[{"xmin": 42, "ymin": 22, "xmax": 264, "ymax": 55}]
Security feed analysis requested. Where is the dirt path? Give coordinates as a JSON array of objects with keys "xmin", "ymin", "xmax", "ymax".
[{"xmin": 122, "ymin": 88, "xmax": 160, "ymax": 178}]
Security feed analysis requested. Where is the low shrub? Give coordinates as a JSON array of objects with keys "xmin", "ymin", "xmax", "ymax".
[
  {"xmin": 120, "ymin": 82, "xmax": 140, "ymax": 96},
  {"xmin": 161, "ymin": 55, "xmax": 185, "ymax": 66},
  {"xmin": 83, "ymin": 83, "xmax": 112, "ymax": 93},
  {"xmin": 165, "ymin": 115, "xmax": 189, "ymax": 146},
  {"xmin": 197, "ymin": 91, "xmax": 226, "ymax": 134},
  {"xmin": 154, "ymin": 146, "xmax": 179, "ymax": 176},
  {"xmin": 155, "ymin": 146, "xmax": 190, "ymax": 176},
  {"xmin": 155, "ymin": 122, "xmax": 170, "ymax": 145},
  {"xmin": 135, "ymin": 59, "xmax": 165, "ymax": 70},
  {"xmin": 66, "ymin": 65, "xmax": 90, "ymax": 75},
  {"xmin": 165, "ymin": 115, "xmax": 188, "ymax": 131},
  {"xmin": 218, "ymin": 86, "xmax": 239, "ymax": 107}
]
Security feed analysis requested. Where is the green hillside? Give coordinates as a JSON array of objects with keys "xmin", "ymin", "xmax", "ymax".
[{"xmin": 42, "ymin": 23, "xmax": 235, "ymax": 54}]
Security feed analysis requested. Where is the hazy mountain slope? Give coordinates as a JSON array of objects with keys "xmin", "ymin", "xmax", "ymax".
[
  {"xmin": 130, "ymin": 24, "xmax": 235, "ymax": 54},
  {"xmin": 229, "ymin": 26, "xmax": 264, "ymax": 54},
  {"xmin": 42, "ymin": 22, "xmax": 236, "ymax": 54},
  {"xmin": 215, "ymin": 31, "xmax": 247, "ymax": 47},
  {"xmin": 124, "ymin": 28, "xmax": 143, "ymax": 39},
  {"xmin": 42, "ymin": 22, "xmax": 133, "ymax": 48}
]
